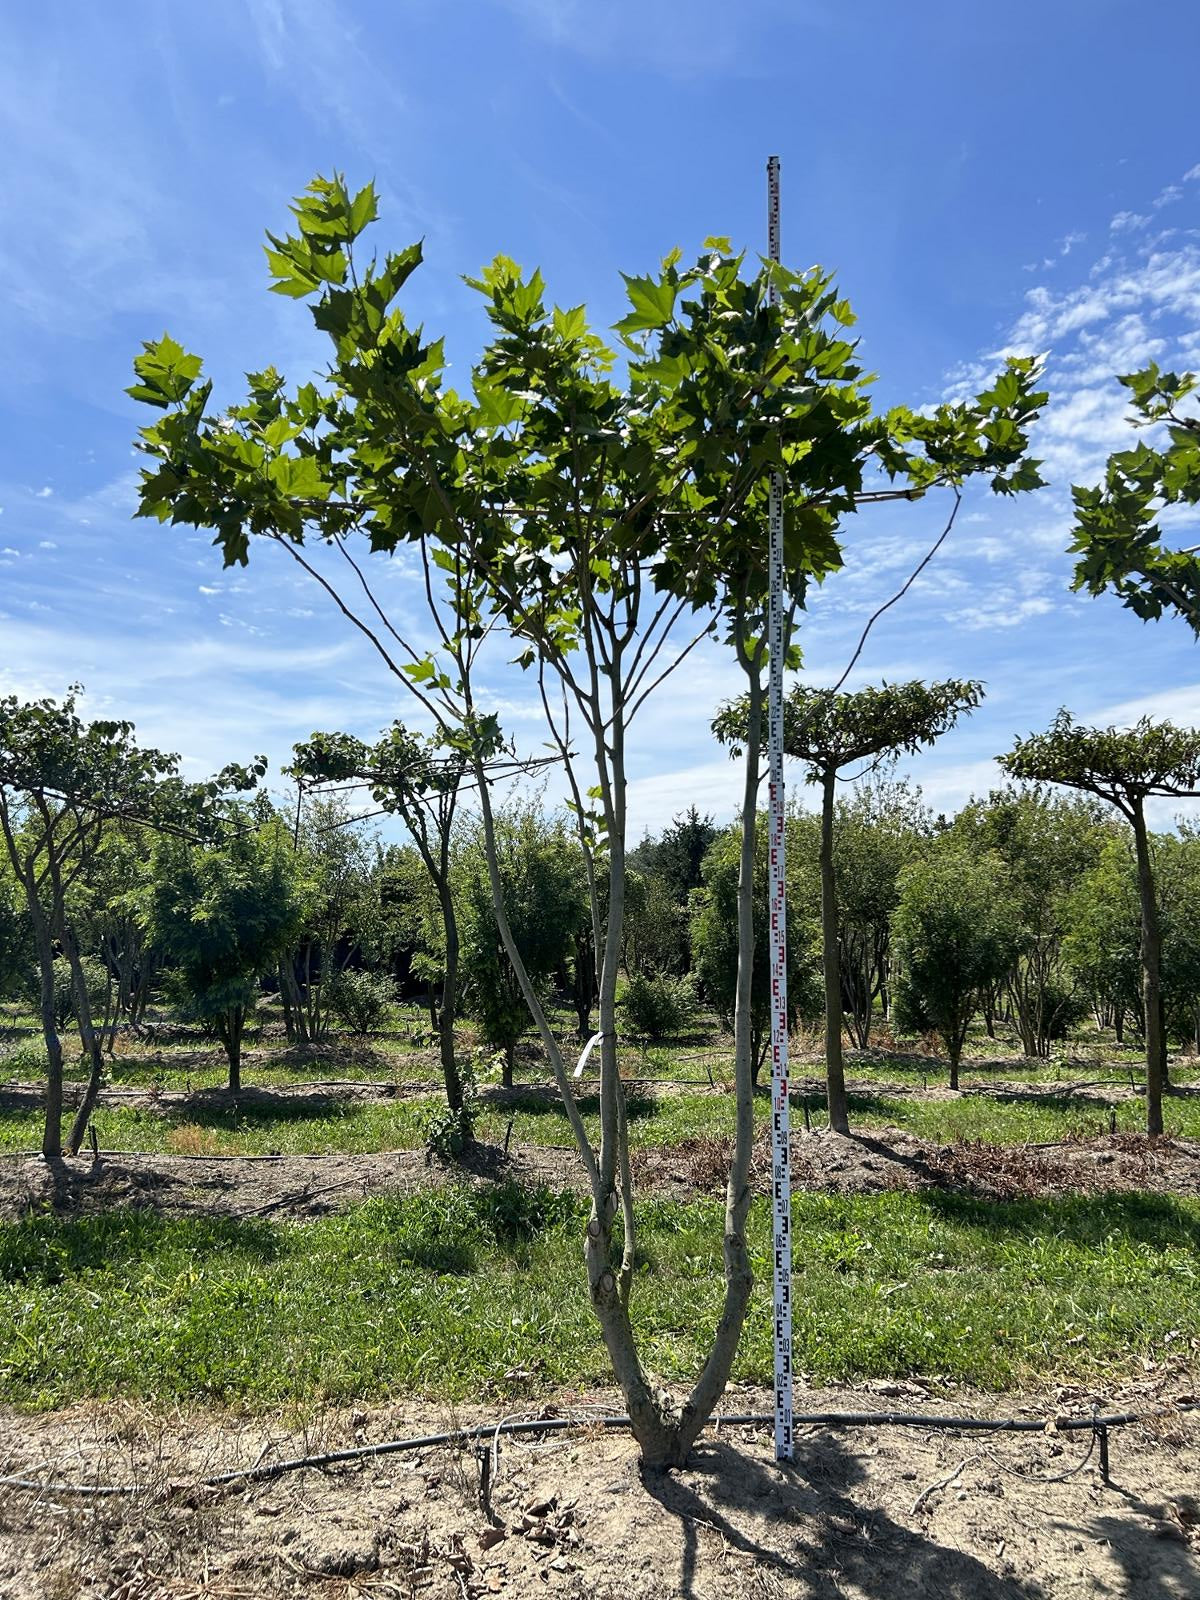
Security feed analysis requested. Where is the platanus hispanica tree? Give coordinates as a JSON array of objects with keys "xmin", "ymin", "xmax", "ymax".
[
  {"xmin": 1070, "ymin": 364, "xmax": 1200, "ymax": 631},
  {"xmin": 1001, "ymin": 711, "xmax": 1200, "ymax": 1134},
  {"xmin": 715, "ymin": 680, "xmax": 982, "ymax": 1133},
  {"xmin": 129, "ymin": 173, "xmax": 1045, "ymax": 1465}
]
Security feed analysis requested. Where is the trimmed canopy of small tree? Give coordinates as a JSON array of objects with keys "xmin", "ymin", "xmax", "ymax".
[
  {"xmin": 715, "ymin": 679, "xmax": 981, "ymax": 1132},
  {"xmin": 1001, "ymin": 711, "xmax": 1200, "ymax": 1134},
  {"xmin": 290, "ymin": 725, "xmax": 476, "ymax": 1118},
  {"xmin": 0, "ymin": 691, "xmax": 251, "ymax": 1156}
]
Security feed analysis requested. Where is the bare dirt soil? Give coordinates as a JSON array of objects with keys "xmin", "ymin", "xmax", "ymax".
[
  {"xmin": 0, "ymin": 1384, "xmax": 1196, "ymax": 1599},
  {"xmin": 4, "ymin": 1123, "xmax": 1200, "ymax": 1225}
]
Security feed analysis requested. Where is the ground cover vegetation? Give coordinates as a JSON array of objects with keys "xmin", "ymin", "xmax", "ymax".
[{"xmin": 1, "ymin": 176, "xmax": 1198, "ymax": 1501}]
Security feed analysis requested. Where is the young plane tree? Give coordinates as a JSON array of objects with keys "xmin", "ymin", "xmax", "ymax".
[
  {"xmin": 1001, "ymin": 711, "xmax": 1200, "ymax": 1134},
  {"xmin": 129, "ymin": 174, "xmax": 1045, "ymax": 1465},
  {"xmin": 715, "ymin": 680, "xmax": 982, "ymax": 1132},
  {"xmin": 1070, "ymin": 364, "xmax": 1200, "ymax": 632}
]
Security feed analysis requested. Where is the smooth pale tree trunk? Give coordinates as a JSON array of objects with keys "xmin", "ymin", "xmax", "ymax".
[
  {"xmin": 29, "ymin": 901, "xmax": 64, "ymax": 1159},
  {"xmin": 1131, "ymin": 803, "xmax": 1165, "ymax": 1136},
  {"xmin": 820, "ymin": 769, "xmax": 850, "ymax": 1134},
  {"xmin": 435, "ymin": 875, "xmax": 464, "ymax": 1115},
  {"xmin": 63, "ymin": 927, "xmax": 107, "ymax": 1156},
  {"xmin": 278, "ymin": 961, "xmax": 310, "ymax": 1046},
  {"xmin": 465, "ymin": 666, "xmax": 763, "ymax": 1468}
]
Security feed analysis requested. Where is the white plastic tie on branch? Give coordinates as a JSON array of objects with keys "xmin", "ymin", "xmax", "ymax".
[
  {"xmin": 574, "ymin": 1030, "xmax": 604, "ymax": 1079},
  {"xmin": 766, "ymin": 151, "xmax": 794, "ymax": 1465}
]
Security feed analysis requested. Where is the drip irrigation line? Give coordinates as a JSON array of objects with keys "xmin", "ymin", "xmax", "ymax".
[{"xmin": 2, "ymin": 1401, "xmax": 1194, "ymax": 1499}]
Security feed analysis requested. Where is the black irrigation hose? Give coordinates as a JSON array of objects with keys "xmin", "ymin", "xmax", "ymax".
[{"xmin": 2, "ymin": 1401, "xmax": 1195, "ymax": 1498}]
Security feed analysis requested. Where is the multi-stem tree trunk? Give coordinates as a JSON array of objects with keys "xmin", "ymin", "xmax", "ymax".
[
  {"xmin": 63, "ymin": 925, "xmax": 108, "ymax": 1156},
  {"xmin": 1131, "ymin": 802, "xmax": 1165, "ymax": 1136},
  {"xmin": 467, "ymin": 661, "xmax": 763, "ymax": 1469},
  {"xmin": 820, "ymin": 769, "xmax": 850, "ymax": 1134}
]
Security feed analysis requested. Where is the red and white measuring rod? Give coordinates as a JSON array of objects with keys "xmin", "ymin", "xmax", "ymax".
[{"xmin": 766, "ymin": 152, "xmax": 793, "ymax": 1463}]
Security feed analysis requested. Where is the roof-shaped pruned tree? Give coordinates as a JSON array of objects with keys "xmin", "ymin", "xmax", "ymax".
[
  {"xmin": 1070, "ymin": 364, "xmax": 1200, "ymax": 632},
  {"xmin": 1000, "ymin": 710, "xmax": 1200, "ymax": 1133},
  {"xmin": 715, "ymin": 679, "xmax": 982, "ymax": 1131},
  {"xmin": 0, "ymin": 690, "xmax": 260, "ymax": 1155}
]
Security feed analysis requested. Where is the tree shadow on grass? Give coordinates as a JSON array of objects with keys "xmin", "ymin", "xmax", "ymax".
[
  {"xmin": 915, "ymin": 1184, "xmax": 1200, "ymax": 1254},
  {"xmin": 171, "ymin": 1092, "xmax": 400, "ymax": 1132},
  {"xmin": 643, "ymin": 1432, "xmax": 1045, "ymax": 1599},
  {"xmin": 488, "ymin": 1087, "xmax": 658, "ymax": 1125},
  {"xmin": 0, "ymin": 1198, "xmax": 286, "ymax": 1283}
]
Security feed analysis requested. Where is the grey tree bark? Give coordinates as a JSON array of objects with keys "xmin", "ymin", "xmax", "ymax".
[{"xmin": 820, "ymin": 769, "xmax": 850, "ymax": 1134}]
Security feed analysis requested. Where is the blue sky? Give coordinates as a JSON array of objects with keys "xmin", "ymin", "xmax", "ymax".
[{"xmin": 3, "ymin": 0, "xmax": 1200, "ymax": 834}]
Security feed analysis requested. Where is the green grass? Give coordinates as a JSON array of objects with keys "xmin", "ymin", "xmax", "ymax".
[
  {"xmin": 1, "ymin": 1075, "xmax": 1198, "ymax": 1157},
  {"xmin": 1, "ymin": 1185, "xmax": 1196, "ymax": 1409}
]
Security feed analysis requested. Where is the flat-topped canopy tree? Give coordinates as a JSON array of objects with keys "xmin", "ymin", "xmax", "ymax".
[
  {"xmin": 714, "ymin": 680, "xmax": 982, "ymax": 1132},
  {"xmin": 1070, "ymin": 363, "xmax": 1200, "ymax": 631},
  {"xmin": 1001, "ymin": 711, "xmax": 1200, "ymax": 1134},
  {"xmin": 129, "ymin": 173, "xmax": 1045, "ymax": 1467},
  {"xmin": 0, "ymin": 691, "xmax": 261, "ymax": 1156}
]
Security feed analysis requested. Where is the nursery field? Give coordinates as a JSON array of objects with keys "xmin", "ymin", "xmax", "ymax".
[{"xmin": 1, "ymin": 1010, "xmax": 1198, "ymax": 1596}]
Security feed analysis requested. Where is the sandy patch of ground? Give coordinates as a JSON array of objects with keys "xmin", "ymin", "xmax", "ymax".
[
  {"xmin": 0, "ymin": 1385, "xmax": 1196, "ymax": 1599},
  {"xmin": 3, "ymin": 1122, "xmax": 1200, "ymax": 1225}
]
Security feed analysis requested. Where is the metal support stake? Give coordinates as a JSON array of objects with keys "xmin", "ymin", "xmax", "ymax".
[{"xmin": 766, "ymin": 153, "xmax": 793, "ymax": 1463}]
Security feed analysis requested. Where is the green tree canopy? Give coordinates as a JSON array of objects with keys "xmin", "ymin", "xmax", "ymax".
[
  {"xmin": 891, "ymin": 847, "xmax": 1021, "ymax": 1087},
  {"xmin": 1000, "ymin": 711, "xmax": 1200, "ymax": 1133},
  {"xmin": 146, "ymin": 817, "xmax": 305, "ymax": 1092},
  {"xmin": 127, "ymin": 170, "xmax": 1047, "ymax": 1467},
  {"xmin": 1070, "ymin": 364, "xmax": 1200, "ymax": 631},
  {"xmin": 0, "ymin": 690, "xmax": 257, "ymax": 1154}
]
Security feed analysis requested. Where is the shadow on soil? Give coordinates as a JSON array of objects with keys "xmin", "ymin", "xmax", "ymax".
[{"xmin": 644, "ymin": 1433, "xmax": 1043, "ymax": 1599}]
